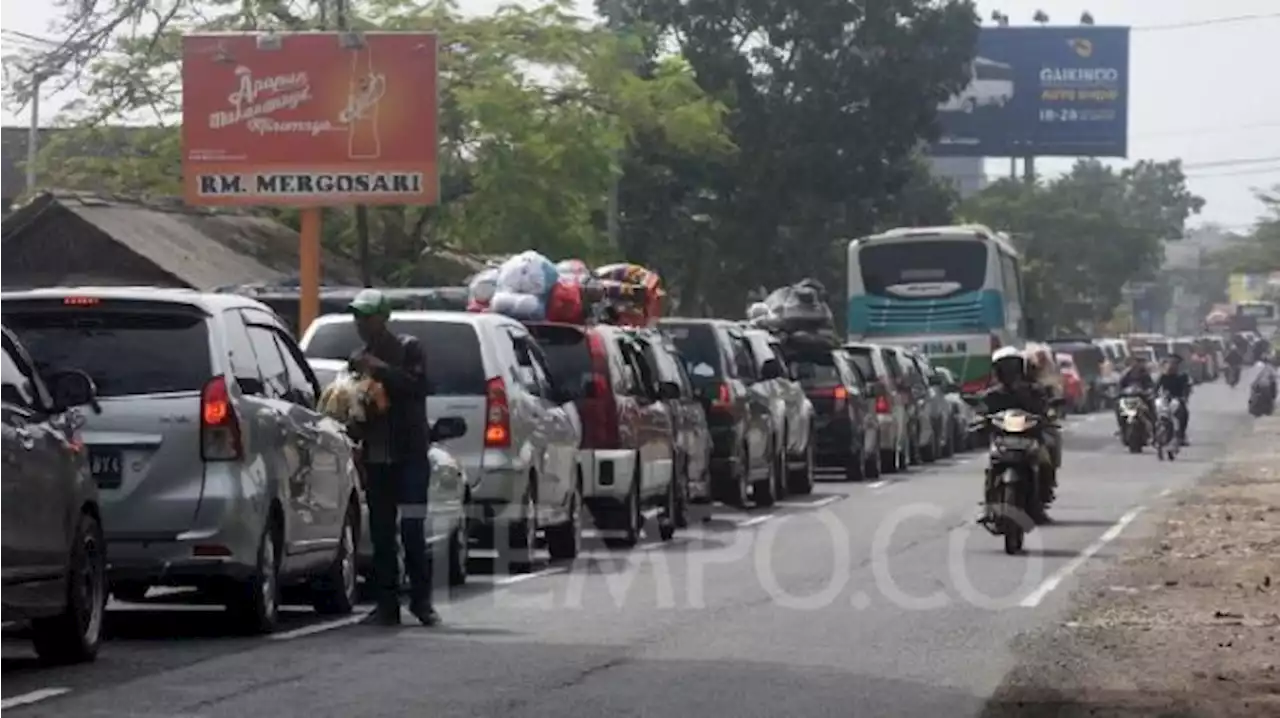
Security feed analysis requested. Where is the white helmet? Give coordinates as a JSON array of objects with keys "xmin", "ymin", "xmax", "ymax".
[
  {"xmin": 746, "ymin": 302, "xmax": 771, "ymax": 322},
  {"xmin": 992, "ymin": 346, "xmax": 1026, "ymax": 383}
]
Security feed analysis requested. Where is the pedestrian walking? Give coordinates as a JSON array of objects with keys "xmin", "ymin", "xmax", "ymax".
[{"xmin": 347, "ymin": 289, "xmax": 440, "ymax": 627}]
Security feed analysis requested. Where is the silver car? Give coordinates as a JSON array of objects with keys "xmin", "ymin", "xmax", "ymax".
[
  {"xmin": 2, "ymin": 288, "xmax": 363, "ymax": 634},
  {"xmin": 300, "ymin": 311, "xmax": 582, "ymax": 570}
]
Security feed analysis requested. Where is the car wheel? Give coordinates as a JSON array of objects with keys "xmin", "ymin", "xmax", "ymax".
[
  {"xmin": 500, "ymin": 482, "xmax": 539, "ymax": 572},
  {"xmin": 448, "ymin": 495, "xmax": 472, "ymax": 586},
  {"xmin": 788, "ymin": 440, "xmax": 816, "ymax": 495},
  {"xmin": 720, "ymin": 444, "xmax": 751, "ymax": 508},
  {"xmin": 673, "ymin": 454, "xmax": 691, "ymax": 529},
  {"xmin": 312, "ymin": 503, "xmax": 359, "ymax": 615},
  {"xmin": 879, "ymin": 435, "xmax": 897, "ymax": 474},
  {"xmin": 603, "ymin": 462, "xmax": 642, "ymax": 549},
  {"xmin": 864, "ymin": 434, "xmax": 882, "ymax": 478},
  {"xmin": 546, "ymin": 482, "xmax": 582, "ymax": 561},
  {"xmin": 658, "ymin": 466, "xmax": 678, "ymax": 541},
  {"xmin": 227, "ymin": 520, "xmax": 281, "ymax": 634},
  {"xmin": 32, "ymin": 512, "xmax": 106, "ymax": 665},
  {"xmin": 752, "ymin": 440, "xmax": 778, "ymax": 508},
  {"xmin": 774, "ymin": 442, "xmax": 790, "ymax": 500}
]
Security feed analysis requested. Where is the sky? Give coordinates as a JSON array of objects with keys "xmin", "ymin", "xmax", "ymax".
[{"xmin": 2, "ymin": 0, "xmax": 1278, "ymax": 229}]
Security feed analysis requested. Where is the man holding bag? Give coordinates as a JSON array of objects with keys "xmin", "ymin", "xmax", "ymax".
[{"xmin": 348, "ymin": 289, "xmax": 439, "ymax": 627}]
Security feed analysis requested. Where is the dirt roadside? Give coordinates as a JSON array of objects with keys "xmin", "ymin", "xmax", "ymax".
[{"xmin": 983, "ymin": 416, "xmax": 1280, "ymax": 718}]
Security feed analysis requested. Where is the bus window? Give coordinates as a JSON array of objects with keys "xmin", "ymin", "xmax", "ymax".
[
  {"xmin": 974, "ymin": 61, "xmax": 1014, "ymax": 82},
  {"xmin": 859, "ymin": 241, "xmax": 989, "ymax": 297}
]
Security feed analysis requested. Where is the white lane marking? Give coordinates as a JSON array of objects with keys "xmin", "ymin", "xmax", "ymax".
[
  {"xmin": 494, "ymin": 566, "xmax": 568, "ymax": 586},
  {"xmin": 1, "ymin": 688, "xmax": 71, "ymax": 710},
  {"xmin": 866, "ymin": 480, "xmax": 890, "ymax": 489},
  {"xmin": 778, "ymin": 495, "xmax": 842, "ymax": 509},
  {"xmin": 271, "ymin": 611, "xmax": 373, "ymax": 640},
  {"xmin": 734, "ymin": 514, "xmax": 774, "ymax": 529},
  {"xmin": 1019, "ymin": 505, "xmax": 1145, "ymax": 608},
  {"xmin": 1158, "ymin": 488, "xmax": 1173, "ymax": 498}
]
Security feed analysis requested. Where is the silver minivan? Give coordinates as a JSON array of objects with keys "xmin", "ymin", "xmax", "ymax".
[
  {"xmin": 2, "ymin": 288, "xmax": 363, "ymax": 633},
  {"xmin": 300, "ymin": 311, "xmax": 583, "ymax": 569}
]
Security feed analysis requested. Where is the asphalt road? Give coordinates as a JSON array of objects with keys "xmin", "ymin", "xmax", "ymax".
[{"xmin": 2, "ymin": 376, "xmax": 1259, "ymax": 718}]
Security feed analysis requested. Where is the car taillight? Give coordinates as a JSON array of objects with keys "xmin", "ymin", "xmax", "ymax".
[
  {"xmin": 874, "ymin": 395, "xmax": 890, "ymax": 414},
  {"xmin": 712, "ymin": 382, "xmax": 732, "ymax": 410},
  {"xmin": 484, "ymin": 377, "xmax": 511, "ymax": 448},
  {"xmin": 201, "ymin": 376, "xmax": 242, "ymax": 461},
  {"xmin": 583, "ymin": 332, "xmax": 620, "ymax": 448},
  {"xmin": 831, "ymin": 386, "xmax": 848, "ymax": 400},
  {"xmin": 960, "ymin": 377, "xmax": 990, "ymax": 394}
]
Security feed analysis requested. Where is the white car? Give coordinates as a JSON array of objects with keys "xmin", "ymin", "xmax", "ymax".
[{"xmin": 300, "ymin": 311, "xmax": 583, "ymax": 571}]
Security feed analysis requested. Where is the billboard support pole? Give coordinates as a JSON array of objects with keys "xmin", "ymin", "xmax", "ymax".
[
  {"xmin": 299, "ymin": 207, "xmax": 322, "ymax": 335},
  {"xmin": 1023, "ymin": 155, "xmax": 1036, "ymax": 183}
]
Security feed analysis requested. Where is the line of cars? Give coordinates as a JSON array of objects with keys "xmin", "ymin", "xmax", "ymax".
[{"xmin": 1, "ymin": 287, "xmax": 980, "ymax": 666}]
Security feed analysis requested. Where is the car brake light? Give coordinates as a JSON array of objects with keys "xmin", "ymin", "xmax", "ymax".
[
  {"xmin": 832, "ymin": 385, "xmax": 848, "ymax": 400},
  {"xmin": 874, "ymin": 395, "xmax": 890, "ymax": 413},
  {"xmin": 583, "ymin": 331, "xmax": 620, "ymax": 448},
  {"xmin": 64, "ymin": 296, "xmax": 100, "ymax": 306},
  {"xmin": 484, "ymin": 377, "xmax": 511, "ymax": 448},
  {"xmin": 201, "ymin": 376, "xmax": 242, "ymax": 461},
  {"xmin": 713, "ymin": 382, "xmax": 732, "ymax": 408}
]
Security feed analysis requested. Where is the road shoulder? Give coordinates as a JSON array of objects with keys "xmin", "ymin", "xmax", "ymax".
[{"xmin": 982, "ymin": 416, "xmax": 1280, "ymax": 718}]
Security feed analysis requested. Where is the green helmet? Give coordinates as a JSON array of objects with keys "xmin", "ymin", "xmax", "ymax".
[{"xmin": 348, "ymin": 288, "xmax": 391, "ymax": 317}]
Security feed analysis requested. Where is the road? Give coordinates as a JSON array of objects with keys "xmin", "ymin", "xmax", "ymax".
[{"xmin": 2, "ymin": 378, "xmax": 1255, "ymax": 717}]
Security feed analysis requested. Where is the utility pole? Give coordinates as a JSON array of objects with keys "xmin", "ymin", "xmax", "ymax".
[{"xmin": 26, "ymin": 68, "xmax": 42, "ymax": 192}]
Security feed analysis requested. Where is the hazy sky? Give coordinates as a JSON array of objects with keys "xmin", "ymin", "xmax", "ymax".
[{"xmin": 2, "ymin": 0, "xmax": 1278, "ymax": 228}]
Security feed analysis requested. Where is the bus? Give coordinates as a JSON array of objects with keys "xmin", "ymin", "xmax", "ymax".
[
  {"xmin": 1236, "ymin": 300, "xmax": 1278, "ymax": 337},
  {"xmin": 846, "ymin": 224, "xmax": 1027, "ymax": 392},
  {"xmin": 938, "ymin": 57, "xmax": 1015, "ymax": 113}
]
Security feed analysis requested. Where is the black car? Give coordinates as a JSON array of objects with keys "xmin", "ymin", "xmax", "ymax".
[
  {"xmin": 2, "ymin": 326, "xmax": 106, "ymax": 664},
  {"xmin": 659, "ymin": 319, "xmax": 777, "ymax": 507},
  {"xmin": 783, "ymin": 343, "xmax": 880, "ymax": 481}
]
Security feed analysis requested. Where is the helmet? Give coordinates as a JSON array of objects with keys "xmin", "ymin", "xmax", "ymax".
[{"xmin": 992, "ymin": 346, "xmax": 1026, "ymax": 385}]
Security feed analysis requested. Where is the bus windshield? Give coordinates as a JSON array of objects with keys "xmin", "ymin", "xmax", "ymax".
[
  {"xmin": 859, "ymin": 240, "xmax": 989, "ymax": 297},
  {"xmin": 974, "ymin": 60, "xmax": 1014, "ymax": 82}
]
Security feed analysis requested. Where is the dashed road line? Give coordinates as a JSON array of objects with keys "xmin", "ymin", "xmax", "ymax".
[
  {"xmin": 1, "ymin": 688, "xmax": 71, "ymax": 710},
  {"xmin": 271, "ymin": 612, "xmax": 373, "ymax": 641},
  {"xmin": 494, "ymin": 566, "xmax": 569, "ymax": 586},
  {"xmin": 733, "ymin": 514, "xmax": 774, "ymax": 529},
  {"xmin": 1019, "ymin": 505, "xmax": 1145, "ymax": 608},
  {"xmin": 778, "ymin": 494, "xmax": 843, "ymax": 509},
  {"xmin": 866, "ymin": 480, "xmax": 891, "ymax": 489}
]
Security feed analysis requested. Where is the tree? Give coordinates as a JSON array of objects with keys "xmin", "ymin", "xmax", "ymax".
[
  {"xmin": 7, "ymin": 0, "xmax": 730, "ymax": 283},
  {"xmin": 604, "ymin": 0, "xmax": 980, "ymax": 313},
  {"xmin": 961, "ymin": 159, "xmax": 1205, "ymax": 333}
]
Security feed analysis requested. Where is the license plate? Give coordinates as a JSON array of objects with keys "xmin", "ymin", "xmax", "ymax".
[
  {"xmin": 89, "ymin": 449, "xmax": 123, "ymax": 489},
  {"xmin": 995, "ymin": 435, "xmax": 1035, "ymax": 450}
]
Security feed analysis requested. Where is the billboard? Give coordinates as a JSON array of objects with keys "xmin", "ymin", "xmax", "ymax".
[
  {"xmin": 182, "ymin": 32, "xmax": 438, "ymax": 207},
  {"xmin": 932, "ymin": 26, "xmax": 1129, "ymax": 158}
]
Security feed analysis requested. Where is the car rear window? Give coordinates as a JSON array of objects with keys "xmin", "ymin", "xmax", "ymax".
[
  {"xmin": 844, "ymin": 347, "xmax": 877, "ymax": 380},
  {"xmin": 303, "ymin": 319, "xmax": 486, "ymax": 395},
  {"xmin": 527, "ymin": 325, "xmax": 593, "ymax": 390},
  {"xmin": 662, "ymin": 323, "xmax": 725, "ymax": 382},
  {"xmin": 784, "ymin": 350, "xmax": 842, "ymax": 389},
  {"xmin": 5, "ymin": 308, "xmax": 211, "ymax": 398}
]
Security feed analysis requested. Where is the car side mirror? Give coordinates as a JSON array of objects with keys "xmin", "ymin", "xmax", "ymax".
[
  {"xmin": 760, "ymin": 359, "xmax": 783, "ymax": 381},
  {"xmin": 430, "ymin": 416, "xmax": 467, "ymax": 442},
  {"xmin": 658, "ymin": 381, "xmax": 681, "ymax": 401},
  {"xmin": 46, "ymin": 370, "xmax": 100, "ymax": 414}
]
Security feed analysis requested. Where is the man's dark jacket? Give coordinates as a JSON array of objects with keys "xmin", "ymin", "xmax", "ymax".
[{"xmin": 353, "ymin": 332, "xmax": 431, "ymax": 461}]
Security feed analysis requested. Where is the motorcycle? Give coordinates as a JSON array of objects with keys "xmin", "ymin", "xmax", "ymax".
[
  {"xmin": 1224, "ymin": 363, "xmax": 1241, "ymax": 388},
  {"xmin": 1152, "ymin": 391, "xmax": 1181, "ymax": 461},
  {"xmin": 1116, "ymin": 387, "xmax": 1151, "ymax": 454},
  {"xmin": 1249, "ymin": 381, "xmax": 1276, "ymax": 417},
  {"xmin": 976, "ymin": 407, "xmax": 1056, "ymax": 555}
]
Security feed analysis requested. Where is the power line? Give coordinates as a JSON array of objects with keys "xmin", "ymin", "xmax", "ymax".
[
  {"xmin": 1132, "ymin": 13, "xmax": 1280, "ymax": 32},
  {"xmin": 1136, "ymin": 120, "xmax": 1280, "ymax": 139},
  {"xmin": 1183, "ymin": 157, "xmax": 1280, "ymax": 170},
  {"xmin": 1185, "ymin": 165, "xmax": 1280, "ymax": 179}
]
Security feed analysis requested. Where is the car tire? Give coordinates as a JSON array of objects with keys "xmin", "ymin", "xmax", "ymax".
[
  {"xmin": 312, "ymin": 503, "xmax": 359, "ymax": 615},
  {"xmin": 227, "ymin": 520, "xmax": 281, "ymax": 635},
  {"xmin": 865, "ymin": 440, "xmax": 885, "ymax": 478},
  {"xmin": 546, "ymin": 483, "xmax": 582, "ymax": 561},
  {"xmin": 501, "ymin": 481, "xmax": 539, "ymax": 572},
  {"xmin": 603, "ymin": 462, "xmax": 642, "ymax": 549},
  {"xmin": 673, "ymin": 454, "xmax": 691, "ymax": 529},
  {"xmin": 752, "ymin": 440, "xmax": 778, "ymax": 508},
  {"xmin": 720, "ymin": 444, "xmax": 751, "ymax": 508},
  {"xmin": 32, "ymin": 512, "xmax": 106, "ymax": 665},
  {"xmin": 787, "ymin": 440, "xmax": 816, "ymax": 495},
  {"xmin": 447, "ymin": 495, "xmax": 472, "ymax": 586},
  {"xmin": 658, "ymin": 466, "xmax": 678, "ymax": 542}
]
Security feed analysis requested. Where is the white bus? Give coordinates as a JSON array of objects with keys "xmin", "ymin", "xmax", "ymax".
[
  {"xmin": 939, "ymin": 57, "xmax": 1015, "ymax": 113},
  {"xmin": 846, "ymin": 224, "xmax": 1027, "ymax": 392}
]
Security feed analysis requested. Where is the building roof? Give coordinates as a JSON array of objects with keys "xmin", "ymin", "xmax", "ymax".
[{"xmin": 2, "ymin": 190, "xmax": 365, "ymax": 289}]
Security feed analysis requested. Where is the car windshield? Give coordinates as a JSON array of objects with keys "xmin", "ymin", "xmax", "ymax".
[
  {"xmin": 303, "ymin": 318, "xmax": 486, "ymax": 395},
  {"xmin": 4, "ymin": 307, "xmax": 211, "ymax": 398}
]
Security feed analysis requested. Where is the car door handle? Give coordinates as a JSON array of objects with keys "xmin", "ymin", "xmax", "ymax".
[{"xmin": 13, "ymin": 427, "xmax": 36, "ymax": 450}]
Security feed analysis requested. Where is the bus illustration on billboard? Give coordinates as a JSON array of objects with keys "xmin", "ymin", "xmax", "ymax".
[{"xmin": 939, "ymin": 57, "xmax": 1015, "ymax": 113}]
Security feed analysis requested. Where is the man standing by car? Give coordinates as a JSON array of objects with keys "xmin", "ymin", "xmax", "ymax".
[{"xmin": 349, "ymin": 289, "xmax": 439, "ymax": 627}]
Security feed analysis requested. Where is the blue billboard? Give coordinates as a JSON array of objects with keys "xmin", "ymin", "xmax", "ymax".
[{"xmin": 932, "ymin": 26, "xmax": 1129, "ymax": 158}]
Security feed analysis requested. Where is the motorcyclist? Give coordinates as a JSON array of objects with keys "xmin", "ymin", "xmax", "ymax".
[
  {"xmin": 1253, "ymin": 354, "xmax": 1278, "ymax": 402},
  {"xmin": 1025, "ymin": 347, "xmax": 1064, "ymax": 472},
  {"xmin": 1156, "ymin": 355, "xmax": 1192, "ymax": 446},
  {"xmin": 979, "ymin": 347, "xmax": 1055, "ymax": 524},
  {"xmin": 1115, "ymin": 355, "xmax": 1156, "ymax": 435}
]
